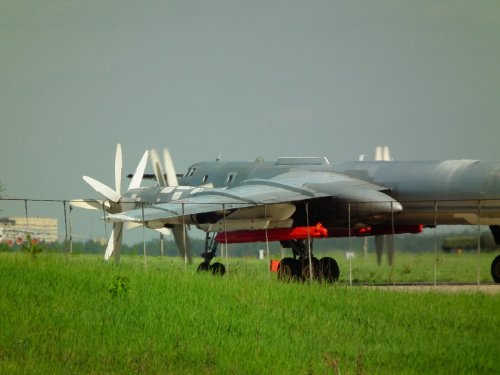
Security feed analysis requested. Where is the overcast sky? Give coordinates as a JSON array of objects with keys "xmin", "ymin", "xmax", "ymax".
[{"xmin": 1, "ymin": 0, "xmax": 499, "ymax": 243}]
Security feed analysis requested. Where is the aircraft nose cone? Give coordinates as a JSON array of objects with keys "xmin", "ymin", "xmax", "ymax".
[
  {"xmin": 346, "ymin": 190, "xmax": 403, "ymax": 216},
  {"xmin": 363, "ymin": 200, "xmax": 402, "ymax": 215},
  {"xmin": 390, "ymin": 201, "xmax": 403, "ymax": 212}
]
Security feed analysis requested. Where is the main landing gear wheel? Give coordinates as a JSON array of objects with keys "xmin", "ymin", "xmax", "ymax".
[
  {"xmin": 276, "ymin": 239, "xmax": 340, "ymax": 283},
  {"xmin": 197, "ymin": 261, "xmax": 210, "ymax": 272},
  {"xmin": 197, "ymin": 233, "xmax": 226, "ymax": 276},
  {"xmin": 319, "ymin": 257, "xmax": 340, "ymax": 283},
  {"xmin": 491, "ymin": 255, "xmax": 500, "ymax": 283},
  {"xmin": 210, "ymin": 262, "xmax": 226, "ymax": 276},
  {"xmin": 278, "ymin": 257, "xmax": 300, "ymax": 281},
  {"xmin": 301, "ymin": 257, "xmax": 320, "ymax": 281},
  {"xmin": 196, "ymin": 261, "xmax": 226, "ymax": 276}
]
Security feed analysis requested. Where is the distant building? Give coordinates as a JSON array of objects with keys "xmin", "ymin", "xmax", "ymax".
[{"xmin": 0, "ymin": 217, "xmax": 58, "ymax": 243}]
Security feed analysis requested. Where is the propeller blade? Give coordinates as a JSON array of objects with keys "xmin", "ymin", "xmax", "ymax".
[
  {"xmin": 163, "ymin": 148, "xmax": 179, "ymax": 187},
  {"xmin": 124, "ymin": 222, "xmax": 170, "ymax": 235},
  {"xmin": 115, "ymin": 144, "xmax": 123, "ymax": 196},
  {"xmin": 83, "ymin": 176, "xmax": 121, "ymax": 202},
  {"xmin": 69, "ymin": 199, "xmax": 109, "ymax": 210},
  {"xmin": 125, "ymin": 222, "xmax": 143, "ymax": 230},
  {"xmin": 150, "ymin": 148, "xmax": 167, "ymax": 187},
  {"xmin": 172, "ymin": 225, "xmax": 192, "ymax": 264},
  {"xmin": 104, "ymin": 222, "xmax": 124, "ymax": 261},
  {"xmin": 128, "ymin": 150, "xmax": 149, "ymax": 190},
  {"xmin": 154, "ymin": 227, "xmax": 171, "ymax": 236}
]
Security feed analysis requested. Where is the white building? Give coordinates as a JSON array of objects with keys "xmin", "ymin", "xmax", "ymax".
[{"xmin": 0, "ymin": 217, "xmax": 58, "ymax": 243}]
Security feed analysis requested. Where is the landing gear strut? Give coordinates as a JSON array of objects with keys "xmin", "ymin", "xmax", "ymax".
[
  {"xmin": 278, "ymin": 239, "xmax": 340, "ymax": 283},
  {"xmin": 197, "ymin": 233, "xmax": 226, "ymax": 276}
]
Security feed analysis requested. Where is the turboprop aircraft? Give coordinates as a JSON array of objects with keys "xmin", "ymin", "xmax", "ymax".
[{"xmin": 76, "ymin": 144, "xmax": 500, "ymax": 283}]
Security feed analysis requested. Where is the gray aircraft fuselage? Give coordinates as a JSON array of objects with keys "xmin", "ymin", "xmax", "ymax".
[{"xmin": 177, "ymin": 158, "xmax": 500, "ymax": 229}]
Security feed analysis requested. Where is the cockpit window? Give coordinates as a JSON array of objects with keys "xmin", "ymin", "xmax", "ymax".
[
  {"xmin": 226, "ymin": 172, "xmax": 237, "ymax": 185},
  {"xmin": 185, "ymin": 167, "xmax": 197, "ymax": 177}
]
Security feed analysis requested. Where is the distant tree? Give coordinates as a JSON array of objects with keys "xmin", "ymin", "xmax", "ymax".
[{"xmin": 0, "ymin": 180, "xmax": 4, "ymax": 196}]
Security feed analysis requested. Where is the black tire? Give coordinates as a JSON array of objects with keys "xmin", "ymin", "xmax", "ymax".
[
  {"xmin": 319, "ymin": 257, "xmax": 340, "ymax": 283},
  {"xmin": 197, "ymin": 261, "xmax": 210, "ymax": 272},
  {"xmin": 491, "ymin": 255, "xmax": 500, "ymax": 283},
  {"xmin": 209, "ymin": 262, "xmax": 226, "ymax": 276},
  {"xmin": 278, "ymin": 257, "xmax": 300, "ymax": 281},
  {"xmin": 301, "ymin": 257, "xmax": 320, "ymax": 281}
]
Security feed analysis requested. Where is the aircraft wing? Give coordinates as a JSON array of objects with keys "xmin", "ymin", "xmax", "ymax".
[{"xmin": 107, "ymin": 171, "xmax": 401, "ymax": 224}]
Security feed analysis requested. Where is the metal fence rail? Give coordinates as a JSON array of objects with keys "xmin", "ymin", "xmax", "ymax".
[{"xmin": 1, "ymin": 196, "xmax": 499, "ymax": 285}]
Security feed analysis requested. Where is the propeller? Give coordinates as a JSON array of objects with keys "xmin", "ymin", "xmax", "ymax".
[
  {"xmin": 149, "ymin": 147, "xmax": 179, "ymax": 187},
  {"xmin": 150, "ymin": 148, "xmax": 167, "ymax": 187},
  {"xmin": 73, "ymin": 144, "xmax": 149, "ymax": 261},
  {"xmin": 82, "ymin": 176, "xmax": 121, "ymax": 203},
  {"xmin": 71, "ymin": 144, "xmax": 124, "ymax": 210},
  {"xmin": 150, "ymin": 147, "xmax": 192, "ymax": 264},
  {"xmin": 115, "ymin": 143, "xmax": 122, "ymax": 196},
  {"xmin": 105, "ymin": 222, "xmax": 123, "ymax": 262},
  {"xmin": 163, "ymin": 147, "xmax": 179, "ymax": 186},
  {"xmin": 69, "ymin": 199, "xmax": 110, "ymax": 210},
  {"xmin": 128, "ymin": 150, "xmax": 149, "ymax": 191}
]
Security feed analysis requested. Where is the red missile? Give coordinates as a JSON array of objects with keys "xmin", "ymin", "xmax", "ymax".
[
  {"xmin": 214, "ymin": 223, "xmax": 423, "ymax": 244},
  {"xmin": 328, "ymin": 224, "xmax": 424, "ymax": 237}
]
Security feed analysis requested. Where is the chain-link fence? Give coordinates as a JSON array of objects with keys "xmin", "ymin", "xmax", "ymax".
[{"xmin": 1, "ymin": 197, "xmax": 499, "ymax": 285}]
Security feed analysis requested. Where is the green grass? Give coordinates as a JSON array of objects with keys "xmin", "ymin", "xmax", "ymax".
[
  {"xmin": 0, "ymin": 252, "xmax": 499, "ymax": 374},
  {"xmin": 328, "ymin": 250, "xmax": 497, "ymax": 284}
]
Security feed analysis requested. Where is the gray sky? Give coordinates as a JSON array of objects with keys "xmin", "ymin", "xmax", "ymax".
[{"xmin": 1, "ymin": 0, "xmax": 500, "ymax": 243}]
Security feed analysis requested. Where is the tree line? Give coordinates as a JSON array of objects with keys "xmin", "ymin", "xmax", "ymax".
[{"xmin": 1, "ymin": 228, "xmax": 497, "ymax": 257}]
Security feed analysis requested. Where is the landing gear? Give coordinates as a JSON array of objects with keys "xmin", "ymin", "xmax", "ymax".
[
  {"xmin": 210, "ymin": 262, "xmax": 226, "ymax": 276},
  {"xmin": 301, "ymin": 257, "xmax": 320, "ymax": 281},
  {"xmin": 196, "ymin": 233, "xmax": 340, "ymax": 282},
  {"xmin": 319, "ymin": 257, "xmax": 340, "ymax": 283},
  {"xmin": 197, "ymin": 261, "xmax": 210, "ymax": 272},
  {"xmin": 278, "ymin": 239, "xmax": 340, "ymax": 283},
  {"xmin": 491, "ymin": 255, "xmax": 500, "ymax": 283},
  {"xmin": 277, "ymin": 257, "xmax": 301, "ymax": 281},
  {"xmin": 197, "ymin": 233, "xmax": 226, "ymax": 277}
]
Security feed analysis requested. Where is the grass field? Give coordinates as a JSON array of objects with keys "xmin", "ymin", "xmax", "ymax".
[
  {"xmin": 327, "ymin": 249, "xmax": 498, "ymax": 284},
  {"xmin": 0, "ymin": 251, "xmax": 499, "ymax": 374}
]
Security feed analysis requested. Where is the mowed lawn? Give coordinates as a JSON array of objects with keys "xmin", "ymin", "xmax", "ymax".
[{"xmin": 0, "ymin": 252, "xmax": 498, "ymax": 374}]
